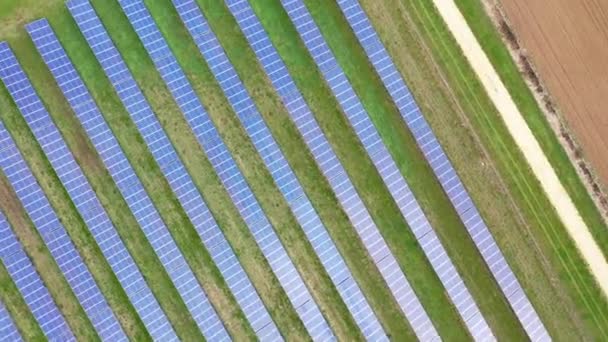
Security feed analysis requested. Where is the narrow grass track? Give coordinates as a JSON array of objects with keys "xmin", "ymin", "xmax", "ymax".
[
  {"xmin": 455, "ymin": 0, "xmax": 608, "ymax": 260},
  {"xmin": 362, "ymin": 0, "xmax": 608, "ymax": 338},
  {"xmin": 192, "ymin": 0, "xmax": 416, "ymax": 338},
  {"xmin": 358, "ymin": 0, "xmax": 584, "ymax": 338},
  {"xmin": 0, "ymin": 174, "xmax": 99, "ymax": 341},
  {"xmin": 0, "ymin": 258, "xmax": 45, "ymax": 340},
  {"xmin": 140, "ymin": 0, "xmax": 364, "ymax": 339}
]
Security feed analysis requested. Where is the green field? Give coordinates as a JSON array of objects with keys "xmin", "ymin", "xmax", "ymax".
[{"xmin": 0, "ymin": 0, "xmax": 605, "ymax": 340}]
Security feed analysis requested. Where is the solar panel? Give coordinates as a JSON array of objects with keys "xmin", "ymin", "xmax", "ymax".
[
  {"xmin": 25, "ymin": 19, "xmax": 178, "ymax": 342},
  {"xmin": 172, "ymin": 0, "xmax": 388, "ymax": 339},
  {"xmin": 278, "ymin": 0, "xmax": 478, "ymax": 338},
  {"xmin": 114, "ymin": 0, "xmax": 331, "ymax": 339},
  {"xmin": 221, "ymin": 0, "xmax": 448, "ymax": 334},
  {"xmin": 334, "ymin": 1, "xmax": 550, "ymax": 340},
  {"xmin": 33, "ymin": 13, "xmax": 287, "ymax": 341},
  {"xmin": 0, "ymin": 43, "xmax": 126, "ymax": 342},
  {"xmin": 0, "ymin": 209, "xmax": 74, "ymax": 340},
  {"xmin": 0, "ymin": 301, "xmax": 21, "ymax": 342},
  {"xmin": 66, "ymin": 0, "xmax": 233, "ymax": 339}
]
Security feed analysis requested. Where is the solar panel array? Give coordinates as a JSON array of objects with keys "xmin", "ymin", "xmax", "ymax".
[
  {"xmin": 0, "ymin": 208, "xmax": 74, "ymax": 340},
  {"xmin": 114, "ymin": 0, "xmax": 333, "ymax": 339},
  {"xmin": 66, "ymin": 1, "xmax": 230, "ymax": 340},
  {"xmin": 334, "ymin": 1, "xmax": 550, "ymax": 340},
  {"xmin": 0, "ymin": 43, "xmax": 126, "ymax": 342},
  {"xmin": 0, "ymin": 301, "xmax": 21, "ymax": 342},
  {"xmin": 109, "ymin": 2, "xmax": 278, "ymax": 339},
  {"xmin": 280, "ymin": 0, "xmax": 463, "ymax": 338},
  {"xmin": 172, "ymin": 0, "xmax": 387, "ymax": 339},
  {"xmin": 282, "ymin": 2, "xmax": 494, "ymax": 339},
  {"xmin": 26, "ymin": 19, "xmax": 179, "ymax": 342},
  {"xmin": 223, "ymin": 2, "xmax": 491, "ymax": 339}
]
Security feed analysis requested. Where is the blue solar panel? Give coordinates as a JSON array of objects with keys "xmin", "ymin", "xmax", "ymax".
[
  {"xmin": 226, "ymin": 1, "xmax": 496, "ymax": 339},
  {"xmin": 0, "ymin": 42, "xmax": 126, "ymax": 342},
  {"xmin": 114, "ymin": 0, "xmax": 330, "ymax": 339},
  {"xmin": 172, "ymin": 0, "xmax": 387, "ymax": 339},
  {"xmin": 278, "ymin": 0, "xmax": 465, "ymax": 339},
  {"xmin": 25, "ymin": 19, "xmax": 178, "ymax": 342},
  {"xmin": 0, "ymin": 209, "xmax": 74, "ymax": 340},
  {"xmin": 334, "ymin": 1, "xmax": 549, "ymax": 340},
  {"xmin": 66, "ymin": 0, "xmax": 231, "ymax": 340},
  {"xmin": 0, "ymin": 301, "xmax": 21, "ymax": 342}
]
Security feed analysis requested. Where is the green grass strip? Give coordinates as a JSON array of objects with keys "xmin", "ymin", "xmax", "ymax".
[
  {"xmin": 141, "ymin": 0, "xmax": 364, "ymax": 338},
  {"xmin": 454, "ymin": 0, "xmax": 608, "ymax": 261},
  {"xmin": 0, "ymin": 258, "xmax": 45, "ymax": 341},
  {"xmin": 385, "ymin": 0, "xmax": 608, "ymax": 338},
  {"xmin": 0, "ymin": 171, "xmax": 98, "ymax": 341},
  {"xmin": 195, "ymin": 0, "xmax": 416, "ymax": 338},
  {"xmin": 0, "ymin": 35, "xmax": 150, "ymax": 341}
]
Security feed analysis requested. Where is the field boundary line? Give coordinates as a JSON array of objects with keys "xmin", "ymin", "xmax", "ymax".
[{"xmin": 431, "ymin": 0, "xmax": 608, "ymax": 297}]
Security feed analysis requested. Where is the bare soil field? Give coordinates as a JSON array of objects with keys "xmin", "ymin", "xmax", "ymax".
[{"xmin": 499, "ymin": 0, "xmax": 608, "ymax": 187}]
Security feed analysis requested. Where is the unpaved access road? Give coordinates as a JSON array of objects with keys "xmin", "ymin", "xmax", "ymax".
[{"xmin": 431, "ymin": 0, "xmax": 608, "ymax": 297}]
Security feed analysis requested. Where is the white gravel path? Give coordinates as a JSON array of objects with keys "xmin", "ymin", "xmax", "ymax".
[{"xmin": 431, "ymin": 0, "xmax": 608, "ymax": 297}]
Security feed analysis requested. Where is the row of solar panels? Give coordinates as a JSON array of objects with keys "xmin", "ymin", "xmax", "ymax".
[
  {"xmin": 0, "ymin": 0, "xmax": 547, "ymax": 340},
  {"xmin": 331, "ymin": 0, "xmax": 550, "ymax": 340}
]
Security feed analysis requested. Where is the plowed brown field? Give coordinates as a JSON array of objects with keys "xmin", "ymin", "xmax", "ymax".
[{"xmin": 499, "ymin": 0, "xmax": 608, "ymax": 186}]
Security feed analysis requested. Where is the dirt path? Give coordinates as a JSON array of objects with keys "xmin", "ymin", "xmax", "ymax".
[{"xmin": 431, "ymin": 0, "xmax": 608, "ymax": 297}]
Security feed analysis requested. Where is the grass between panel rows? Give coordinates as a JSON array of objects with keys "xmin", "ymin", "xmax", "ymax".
[
  {"xmin": 194, "ymin": 0, "xmax": 417, "ymax": 338},
  {"xmin": 140, "ymin": 0, "xmax": 363, "ymax": 339},
  {"xmin": 454, "ymin": 0, "xmax": 608, "ymax": 261},
  {"xmin": 32, "ymin": 7, "xmax": 219, "ymax": 340},
  {"xmin": 294, "ymin": 0, "xmax": 532, "ymax": 338},
  {"xmin": 249, "ymin": 0, "xmax": 499, "ymax": 338},
  {"xmin": 0, "ymin": 0, "xmax": 309, "ymax": 339},
  {"xmin": 0, "ymin": 248, "xmax": 46, "ymax": 340},
  {"xmin": 0, "ymin": 128, "xmax": 99, "ymax": 340},
  {"xmin": 410, "ymin": 0, "xmax": 608, "ymax": 337},
  {"xmin": 246, "ymin": 0, "xmax": 472, "ymax": 339},
  {"xmin": 61, "ymin": 1, "xmax": 256, "ymax": 339},
  {"xmin": 365, "ymin": 0, "xmax": 608, "ymax": 339},
  {"xmin": 300, "ymin": 0, "xmax": 533, "ymax": 338},
  {"xmin": 0, "ymin": 37, "xmax": 150, "ymax": 340},
  {"xmin": 1, "ymin": 4, "xmax": 101, "ymax": 338},
  {"xmin": 90, "ymin": 0, "xmax": 324, "ymax": 339}
]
